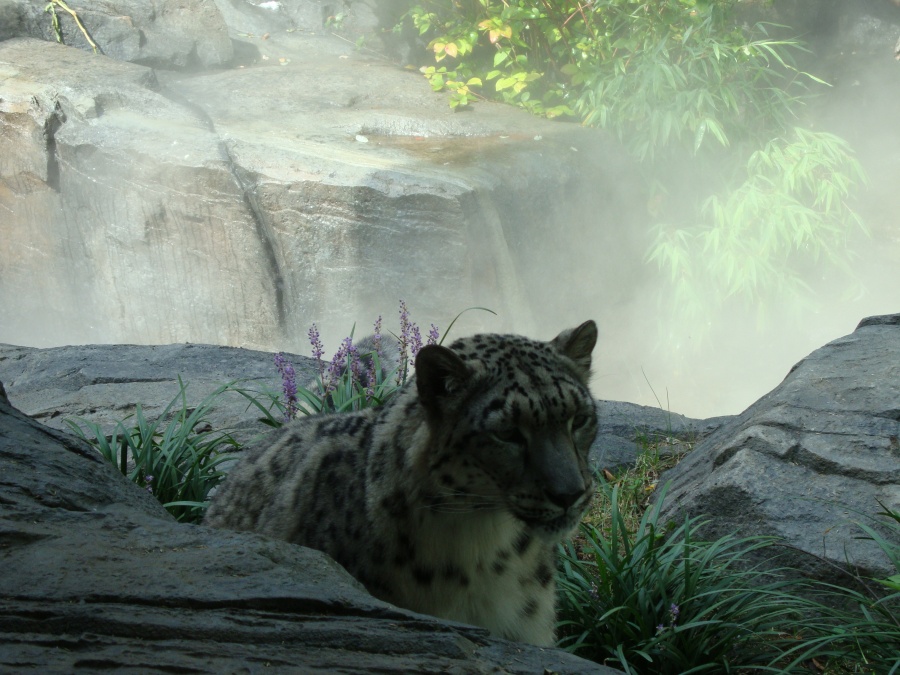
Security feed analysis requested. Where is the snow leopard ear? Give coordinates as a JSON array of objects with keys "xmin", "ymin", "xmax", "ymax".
[
  {"xmin": 551, "ymin": 320, "xmax": 597, "ymax": 383},
  {"xmin": 415, "ymin": 345, "xmax": 471, "ymax": 416}
]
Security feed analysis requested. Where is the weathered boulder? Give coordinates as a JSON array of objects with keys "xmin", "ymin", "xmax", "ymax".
[
  {"xmin": 1, "ymin": 0, "xmax": 233, "ymax": 68},
  {"xmin": 0, "ymin": 377, "xmax": 620, "ymax": 673},
  {"xmin": 657, "ymin": 313, "xmax": 900, "ymax": 583},
  {"xmin": 0, "ymin": 341, "xmax": 726, "ymax": 469},
  {"xmin": 0, "ymin": 37, "xmax": 284, "ymax": 350}
]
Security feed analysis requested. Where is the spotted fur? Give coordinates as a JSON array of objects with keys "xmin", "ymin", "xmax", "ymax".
[{"xmin": 205, "ymin": 321, "xmax": 599, "ymax": 645}]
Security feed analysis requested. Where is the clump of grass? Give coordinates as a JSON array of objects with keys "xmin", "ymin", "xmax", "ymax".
[
  {"xmin": 581, "ymin": 433, "xmax": 690, "ymax": 538},
  {"xmin": 557, "ymin": 481, "xmax": 813, "ymax": 673},
  {"xmin": 776, "ymin": 503, "xmax": 900, "ymax": 674},
  {"xmin": 563, "ymin": 437, "xmax": 900, "ymax": 674},
  {"xmin": 66, "ymin": 378, "xmax": 239, "ymax": 523}
]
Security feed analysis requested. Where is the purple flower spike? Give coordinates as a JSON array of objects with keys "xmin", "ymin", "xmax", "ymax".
[
  {"xmin": 347, "ymin": 339, "xmax": 363, "ymax": 386},
  {"xmin": 373, "ymin": 315, "xmax": 383, "ymax": 354},
  {"xmin": 410, "ymin": 324, "xmax": 423, "ymax": 358},
  {"xmin": 365, "ymin": 358, "xmax": 377, "ymax": 402},
  {"xmin": 324, "ymin": 337, "xmax": 352, "ymax": 397},
  {"xmin": 274, "ymin": 352, "xmax": 299, "ymax": 421},
  {"xmin": 308, "ymin": 324, "xmax": 325, "ymax": 378},
  {"xmin": 397, "ymin": 300, "xmax": 411, "ymax": 385},
  {"xmin": 427, "ymin": 323, "xmax": 440, "ymax": 346}
]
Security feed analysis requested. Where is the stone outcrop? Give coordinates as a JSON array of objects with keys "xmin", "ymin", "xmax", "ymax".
[
  {"xmin": 657, "ymin": 314, "xmax": 900, "ymax": 583},
  {"xmin": 0, "ymin": 342, "xmax": 315, "ymax": 446},
  {"xmin": 0, "ymin": 376, "xmax": 620, "ymax": 673},
  {"xmin": 0, "ymin": 341, "xmax": 724, "ymax": 467},
  {"xmin": 0, "ymin": 0, "xmax": 640, "ymax": 352}
]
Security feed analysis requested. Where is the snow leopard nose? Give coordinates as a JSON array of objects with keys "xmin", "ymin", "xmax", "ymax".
[{"xmin": 545, "ymin": 486, "xmax": 584, "ymax": 510}]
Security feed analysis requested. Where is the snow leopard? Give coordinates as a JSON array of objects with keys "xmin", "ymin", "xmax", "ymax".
[{"xmin": 204, "ymin": 320, "xmax": 599, "ymax": 646}]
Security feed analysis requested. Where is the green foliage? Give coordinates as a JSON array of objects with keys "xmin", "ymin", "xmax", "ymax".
[
  {"xmin": 561, "ymin": 445, "xmax": 900, "ymax": 673},
  {"xmin": 65, "ymin": 379, "xmax": 239, "ymax": 522},
  {"xmin": 557, "ymin": 482, "xmax": 812, "ymax": 672},
  {"xmin": 403, "ymin": 0, "xmax": 868, "ymax": 331},
  {"xmin": 404, "ymin": 0, "xmax": 583, "ymax": 116},
  {"xmin": 778, "ymin": 504, "xmax": 900, "ymax": 674},
  {"xmin": 648, "ymin": 127, "xmax": 868, "ymax": 322},
  {"xmin": 403, "ymin": 0, "xmax": 816, "ymax": 130}
]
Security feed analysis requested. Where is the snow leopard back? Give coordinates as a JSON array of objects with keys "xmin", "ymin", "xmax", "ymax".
[{"xmin": 204, "ymin": 320, "xmax": 599, "ymax": 645}]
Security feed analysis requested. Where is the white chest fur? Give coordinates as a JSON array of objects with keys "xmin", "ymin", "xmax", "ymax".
[{"xmin": 383, "ymin": 511, "xmax": 557, "ymax": 646}]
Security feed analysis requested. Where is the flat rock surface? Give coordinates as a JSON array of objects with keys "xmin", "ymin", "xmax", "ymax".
[
  {"xmin": 657, "ymin": 313, "xmax": 900, "ymax": 582},
  {"xmin": 0, "ymin": 342, "xmax": 316, "ymax": 446},
  {"xmin": 0, "ymin": 384, "xmax": 620, "ymax": 673}
]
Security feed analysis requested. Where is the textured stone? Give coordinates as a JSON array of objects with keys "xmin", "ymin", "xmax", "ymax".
[
  {"xmin": 657, "ymin": 313, "xmax": 900, "ymax": 583},
  {"xmin": 0, "ymin": 342, "xmax": 316, "ymax": 445},
  {"xmin": 0, "ymin": 38, "xmax": 282, "ymax": 350},
  {"xmin": 0, "ymin": 385, "xmax": 619, "ymax": 673},
  {"xmin": 3, "ymin": 0, "xmax": 233, "ymax": 68},
  {"xmin": 591, "ymin": 400, "xmax": 730, "ymax": 473}
]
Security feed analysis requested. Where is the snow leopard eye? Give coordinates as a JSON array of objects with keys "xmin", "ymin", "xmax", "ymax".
[
  {"xmin": 570, "ymin": 413, "xmax": 591, "ymax": 431},
  {"xmin": 491, "ymin": 428, "xmax": 527, "ymax": 446}
]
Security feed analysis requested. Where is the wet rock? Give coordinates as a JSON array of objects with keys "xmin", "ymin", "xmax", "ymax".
[
  {"xmin": 0, "ymin": 380, "xmax": 619, "ymax": 673},
  {"xmin": 656, "ymin": 313, "xmax": 900, "ymax": 583}
]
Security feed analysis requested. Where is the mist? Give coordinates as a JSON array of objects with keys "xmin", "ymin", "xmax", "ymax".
[{"xmin": 2, "ymin": 1, "xmax": 898, "ymax": 423}]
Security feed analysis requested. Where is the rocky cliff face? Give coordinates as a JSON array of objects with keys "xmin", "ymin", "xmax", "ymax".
[{"xmin": 0, "ymin": 0, "xmax": 640, "ymax": 352}]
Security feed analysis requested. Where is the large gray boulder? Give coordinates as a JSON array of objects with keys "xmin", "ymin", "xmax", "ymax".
[
  {"xmin": 0, "ymin": 379, "xmax": 619, "ymax": 673},
  {"xmin": 657, "ymin": 313, "xmax": 900, "ymax": 583},
  {"xmin": 0, "ymin": 342, "xmax": 313, "ymax": 446}
]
